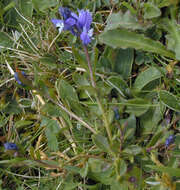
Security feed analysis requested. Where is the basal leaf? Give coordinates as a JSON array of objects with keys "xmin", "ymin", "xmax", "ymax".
[
  {"xmin": 134, "ymin": 67, "xmax": 161, "ymax": 90},
  {"xmin": 159, "ymin": 90, "xmax": 180, "ymax": 112},
  {"xmin": 99, "ymin": 29, "xmax": 175, "ymax": 59}
]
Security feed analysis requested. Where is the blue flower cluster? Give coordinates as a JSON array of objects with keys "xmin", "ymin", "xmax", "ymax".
[
  {"xmin": 51, "ymin": 7, "xmax": 93, "ymax": 45},
  {"xmin": 14, "ymin": 71, "xmax": 26, "ymax": 85},
  {"xmin": 4, "ymin": 142, "xmax": 18, "ymax": 150},
  {"xmin": 165, "ymin": 135, "xmax": 175, "ymax": 147}
]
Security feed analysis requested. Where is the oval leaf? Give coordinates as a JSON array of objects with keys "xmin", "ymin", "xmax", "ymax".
[
  {"xmin": 99, "ymin": 29, "xmax": 175, "ymax": 59},
  {"xmin": 159, "ymin": 90, "xmax": 180, "ymax": 112},
  {"xmin": 92, "ymin": 134, "xmax": 112, "ymax": 153},
  {"xmin": 134, "ymin": 67, "xmax": 161, "ymax": 90}
]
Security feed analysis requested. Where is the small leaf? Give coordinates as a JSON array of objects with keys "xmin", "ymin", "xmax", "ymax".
[
  {"xmin": 123, "ymin": 114, "xmax": 136, "ymax": 141},
  {"xmin": 117, "ymin": 159, "xmax": 127, "ymax": 177},
  {"xmin": 107, "ymin": 76, "xmax": 130, "ymax": 97},
  {"xmin": 123, "ymin": 145, "xmax": 142, "ymax": 155},
  {"xmin": 99, "ymin": 29, "xmax": 175, "ymax": 59},
  {"xmin": 146, "ymin": 131, "xmax": 163, "ymax": 148},
  {"xmin": 57, "ymin": 79, "xmax": 79, "ymax": 102},
  {"xmin": 15, "ymin": 120, "xmax": 33, "ymax": 128},
  {"xmin": 41, "ymin": 103, "xmax": 62, "ymax": 117},
  {"xmin": 159, "ymin": 90, "xmax": 180, "ymax": 112},
  {"xmin": 134, "ymin": 67, "xmax": 161, "ymax": 90},
  {"xmin": 92, "ymin": 134, "xmax": 112, "ymax": 153},
  {"xmin": 80, "ymin": 162, "xmax": 89, "ymax": 178},
  {"xmin": 143, "ymin": 3, "xmax": 161, "ymax": 19}
]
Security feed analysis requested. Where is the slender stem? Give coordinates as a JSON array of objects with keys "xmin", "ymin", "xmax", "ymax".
[
  {"xmin": 83, "ymin": 45, "xmax": 112, "ymax": 143},
  {"xmin": 83, "ymin": 45, "xmax": 96, "ymax": 88}
]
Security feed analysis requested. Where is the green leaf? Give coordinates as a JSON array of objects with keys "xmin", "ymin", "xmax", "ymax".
[
  {"xmin": 117, "ymin": 159, "xmax": 127, "ymax": 177},
  {"xmin": 112, "ymin": 48, "xmax": 134, "ymax": 79},
  {"xmin": 72, "ymin": 46, "xmax": 88, "ymax": 70},
  {"xmin": 134, "ymin": 67, "xmax": 161, "ymax": 90},
  {"xmin": 99, "ymin": 29, "xmax": 175, "ymax": 59},
  {"xmin": 159, "ymin": 90, "xmax": 180, "ymax": 112},
  {"xmin": 57, "ymin": 79, "xmax": 79, "ymax": 102},
  {"xmin": 162, "ymin": 19, "xmax": 180, "ymax": 60},
  {"xmin": 56, "ymin": 79, "xmax": 84, "ymax": 116},
  {"xmin": 32, "ymin": 0, "xmax": 57, "ymax": 12},
  {"xmin": 19, "ymin": 0, "xmax": 33, "ymax": 18},
  {"xmin": 123, "ymin": 114, "xmax": 136, "ymax": 141},
  {"xmin": 80, "ymin": 162, "xmax": 89, "ymax": 178},
  {"xmin": 39, "ymin": 54, "xmax": 58, "ymax": 69},
  {"xmin": 0, "ymin": 32, "xmax": 13, "ymax": 52},
  {"xmin": 3, "ymin": 98, "xmax": 22, "ymax": 114},
  {"xmin": 41, "ymin": 103, "xmax": 62, "ymax": 117},
  {"xmin": 126, "ymin": 98, "xmax": 150, "ymax": 116},
  {"xmin": 146, "ymin": 131, "xmax": 163, "ymax": 148},
  {"xmin": 146, "ymin": 165, "xmax": 180, "ymax": 177},
  {"xmin": 107, "ymin": 76, "xmax": 130, "ymax": 97},
  {"xmin": 140, "ymin": 105, "xmax": 163, "ymax": 134},
  {"xmin": 92, "ymin": 134, "xmax": 112, "ymax": 153},
  {"xmin": 15, "ymin": 120, "xmax": 33, "ymax": 128},
  {"xmin": 143, "ymin": 3, "xmax": 161, "ymax": 19},
  {"xmin": 41, "ymin": 116, "xmax": 60, "ymax": 151},
  {"xmin": 123, "ymin": 145, "xmax": 142, "ymax": 155},
  {"xmin": 105, "ymin": 11, "xmax": 145, "ymax": 31}
]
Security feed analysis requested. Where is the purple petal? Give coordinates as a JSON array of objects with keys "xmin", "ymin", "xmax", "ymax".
[
  {"xmin": 65, "ymin": 18, "xmax": 76, "ymax": 27},
  {"xmin": 14, "ymin": 72, "xmax": 22, "ymax": 85},
  {"xmin": 4, "ymin": 142, "xmax": 18, "ymax": 150},
  {"xmin": 77, "ymin": 10, "xmax": 92, "ymax": 31},
  {"xmin": 51, "ymin": 19, "xmax": 64, "ymax": 28},
  {"xmin": 80, "ymin": 30, "xmax": 91, "ymax": 45},
  {"xmin": 59, "ymin": 7, "xmax": 72, "ymax": 20}
]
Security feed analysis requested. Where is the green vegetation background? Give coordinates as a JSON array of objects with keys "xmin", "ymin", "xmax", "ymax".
[{"xmin": 0, "ymin": 0, "xmax": 180, "ymax": 190}]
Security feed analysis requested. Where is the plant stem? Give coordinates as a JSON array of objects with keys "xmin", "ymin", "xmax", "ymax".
[
  {"xmin": 83, "ymin": 45, "xmax": 112, "ymax": 143},
  {"xmin": 83, "ymin": 45, "xmax": 96, "ymax": 88}
]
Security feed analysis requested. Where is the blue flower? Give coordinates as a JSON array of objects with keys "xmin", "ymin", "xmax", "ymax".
[
  {"xmin": 51, "ymin": 7, "xmax": 93, "ymax": 45},
  {"xmin": 76, "ymin": 10, "xmax": 92, "ymax": 31},
  {"xmin": 113, "ymin": 107, "xmax": 120, "ymax": 120},
  {"xmin": 4, "ymin": 142, "xmax": 18, "ymax": 150},
  {"xmin": 165, "ymin": 135, "xmax": 175, "ymax": 147},
  {"xmin": 52, "ymin": 7, "xmax": 77, "ymax": 34},
  {"xmin": 14, "ymin": 71, "xmax": 26, "ymax": 85},
  {"xmin": 59, "ymin": 7, "xmax": 72, "ymax": 20}
]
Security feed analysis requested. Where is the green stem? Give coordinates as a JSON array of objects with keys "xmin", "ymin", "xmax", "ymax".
[{"xmin": 83, "ymin": 45, "xmax": 112, "ymax": 143}]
